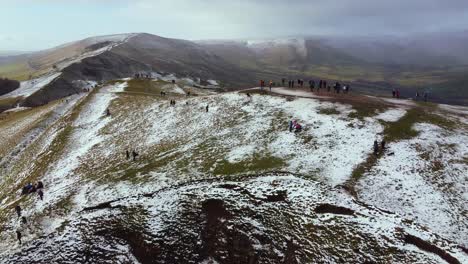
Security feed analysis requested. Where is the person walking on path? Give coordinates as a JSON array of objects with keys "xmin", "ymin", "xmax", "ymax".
[
  {"xmin": 126, "ymin": 150, "xmax": 130, "ymax": 160},
  {"xmin": 132, "ymin": 150, "xmax": 139, "ymax": 161},
  {"xmin": 374, "ymin": 140, "xmax": 379, "ymax": 155},
  {"xmin": 38, "ymin": 189, "xmax": 44, "ymax": 201},
  {"xmin": 16, "ymin": 230, "xmax": 22, "ymax": 245},
  {"xmin": 15, "ymin": 205, "xmax": 21, "ymax": 218},
  {"xmin": 206, "ymin": 105, "xmax": 209, "ymax": 112}
]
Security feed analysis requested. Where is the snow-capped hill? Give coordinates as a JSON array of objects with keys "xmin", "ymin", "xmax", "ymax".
[
  {"xmin": 246, "ymin": 37, "xmax": 308, "ymax": 57},
  {"xmin": 0, "ymin": 82, "xmax": 466, "ymax": 263}
]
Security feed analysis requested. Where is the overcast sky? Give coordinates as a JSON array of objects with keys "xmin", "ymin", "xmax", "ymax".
[{"xmin": 1, "ymin": 0, "xmax": 468, "ymax": 51}]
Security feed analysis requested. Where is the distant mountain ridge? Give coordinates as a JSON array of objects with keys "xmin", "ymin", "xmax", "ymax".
[{"xmin": 0, "ymin": 32, "xmax": 467, "ymax": 108}]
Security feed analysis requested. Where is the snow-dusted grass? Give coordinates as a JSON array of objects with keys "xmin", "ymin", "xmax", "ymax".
[
  {"xmin": 0, "ymin": 73, "xmax": 61, "ymax": 99},
  {"xmin": 375, "ymin": 108, "xmax": 407, "ymax": 122},
  {"xmin": 1, "ymin": 83, "xmax": 467, "ymax": 263},
  {"xmin": 358, "ymin": 123, "xmax": 468, "ymax": 245}
]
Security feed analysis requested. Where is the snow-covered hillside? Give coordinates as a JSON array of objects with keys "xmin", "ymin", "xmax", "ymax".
[{"xmin": 0, "ymin": 82, "xmax": 466, "ymax": 263}]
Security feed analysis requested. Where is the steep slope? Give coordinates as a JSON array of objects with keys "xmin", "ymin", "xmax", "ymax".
[
  {"xmin": 0, "ymin": 81, "xmax": 466, "ymax": 263},
  {"xmin": 109, "ymin": 33, "xmax": 255, "ymax": 87}
]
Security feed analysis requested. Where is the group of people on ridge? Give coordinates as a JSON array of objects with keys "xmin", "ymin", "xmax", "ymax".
[{"xmin": 265, "ymin": 78, "xmax": 352, "ymax": 95}]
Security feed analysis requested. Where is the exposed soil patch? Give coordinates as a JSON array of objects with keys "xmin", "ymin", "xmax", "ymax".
[
  {"xmin": 265, "ymin": 190, "xmax": 288, "ymax": 202},
  {"xmin": 314, "ymin": 204, "xmax": 355, "ymax": 216},
  {"xmin": 403, "ymin": 234, "xmax": 461, "ymax": 264}
]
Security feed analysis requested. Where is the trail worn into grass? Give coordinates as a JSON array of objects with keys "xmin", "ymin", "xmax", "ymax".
[{"xmin": 343, "ymin": 106, "xmax": 458, "ymax": 196}]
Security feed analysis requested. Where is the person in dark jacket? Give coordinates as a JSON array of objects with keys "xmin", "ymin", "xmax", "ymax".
[
  {"xmin": 374, "ymin": 140, "xmax": 379, "ymax": 155},
  {"xmin": 38, "ymin": 189, "xmax": 44, "ymax": 201},
  {"xmin": 37, "ymin": 181, "xmax": 44, "ymax": 189},
  {"xmin": 15, "ymin": 205, "xmax": 21, "ymax": 218},
  {"xmin": 132, "ymin": 150, "xmax": 139, "ymax": 161},
  {"xmin": 16, "ymin": 230, "xmax": 22, "ymax": 244},
  {"xmin": 126, "ymin": 150, "xmax": 130, "ymax": 159},
  {"xmin": 206, "ymin": 105, "xmax": 209, "ymax": 112}
]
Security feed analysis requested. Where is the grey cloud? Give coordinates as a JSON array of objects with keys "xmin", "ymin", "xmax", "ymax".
[{"xmin": 121, "ymin": 0, "xmax": 468, "ymax": 38}]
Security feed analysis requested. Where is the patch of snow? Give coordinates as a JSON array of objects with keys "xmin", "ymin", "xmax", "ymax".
[
  {"xmin": 172, "ymin": 84, "xmax": 185, "ymax": 95},
  {"xmin": 438, "ymin": 103, "xmax": 468, "ymax": 115},
  {"xmin": 207, "ymin": 80, "xmax": 219, "ymax": 86},
  {"xmin": 380, "ymin": 97, "xmax": 416, "ymax": 106},
  {"xmin": 3, "ymin": 106, "xmax": 31, "ymax": 113},
  {"xmin": 226, "ymin": 145, "xmax": 256, "ymax": 163},
  {"xmin": 0, "ymin": 73, "xmax": 61, "ymax": 98},
  {"xmin": 270, "ymin": 87, "xmax": 330, "ymax": 99},
  {"xmin": 108, "ymin": 81, "xmax": 127, "ymax": 93},
  {"xmin": 374, "ymin": 108, "xmax": 407, "ymax": 122}
]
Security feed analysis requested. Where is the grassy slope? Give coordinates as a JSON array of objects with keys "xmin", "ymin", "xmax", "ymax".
[{"xmin": 344, "ymin": 103, "xmax": 459, "ymax": 195}]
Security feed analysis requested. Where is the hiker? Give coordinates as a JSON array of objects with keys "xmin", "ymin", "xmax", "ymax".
[
  {"xmin": 260, "ymin": 80, "xmax": 264, "ymax": 90},
  {"xmin": 37, "ymin": 181, "xmax": 43, "ymax": 189},
  {"xmin": 282, "ymin": 78, "xmax": 286, "ymax": 86},
  {"xmin": 373, "ymin": 140, "xmax": 379, "ymax": 155},
  {"xmin": 416, "ymin": 91, "xmax": 420, "ymax": 98},
  {"xmin": 269, "ymin": 81, "xmax": 273, "ymax": 91},
  {"xmin": 21, "ymin": 186, "xmax": 29, "ymax": 195},
  {"xmin": 29, "ymin": 184, "xmax": 37, "ymax": 194},
  {"xmin": 392, "ymin": 89, "xmax": 396, "ymax": 98},
  {"xmin": 288, "ymin": 120, "xmax": 293, "ymax": 132},
  {"xmin": 334, "ymin": 82, "xmax": 341, "ymax": 94},
  {"xmin": 106, "ymin": 108, "xmax": 111, "ymax": 116},
  {"xmin": 309, "ymin": 80, "xmax": 315, "ymax": 91},
  {"xmin": 381, "ymin": 140, "xmax": 386, "ymax": 151},
  {"xmin": 126, "ymin": 150, "xmax": 130, "ymax": 159},
  {"xmin": 15, "ymin": 205, "xmax": 21, "ymax": 218},
  {"xmin": 132, "ymin": 150, "xmax": 139, "ymax": 161},
  {"xmin": 16, "ymin": 230, "xmax": 22, "ymax": 245},
  {"xmin": 292, "ymin": 120, "xmax": 302, "ymax": 133},
  {"xmin": 25, "ymin": 183, "xmax": 33, "ymax": 192},
  {"xmin": 206, "ymin": 105, "xmax": 209, "ymax": 112},
  {"xmin": 38, "ymin": 189, "xmax": 44, "ymax": 201}
]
